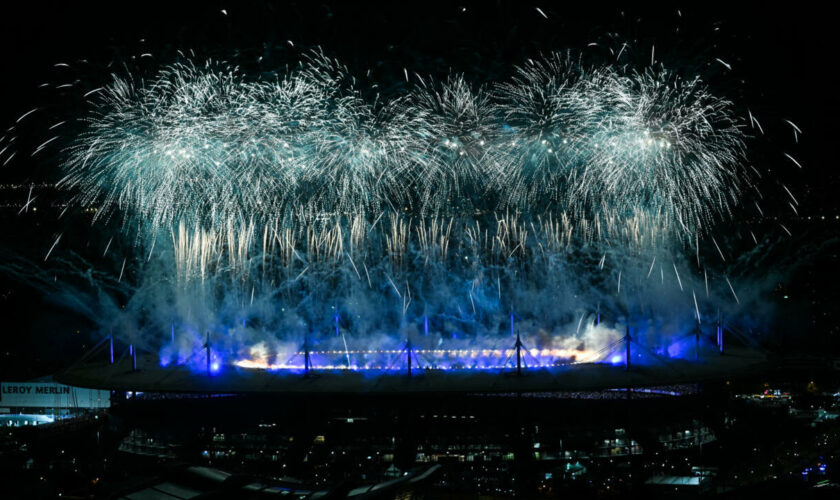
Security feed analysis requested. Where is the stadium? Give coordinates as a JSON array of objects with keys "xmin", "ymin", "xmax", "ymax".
[{"xmin": 59, "ymin": 344, "xmax": 767, "ymax": 394}]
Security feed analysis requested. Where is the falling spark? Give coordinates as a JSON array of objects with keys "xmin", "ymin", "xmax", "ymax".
[
  {"xmin": 294, "ymin": 266, "xmax": 309, "ymax": 282},
  {"xmin": 387, "ymin": 275, "xmax": 401, "ymax": 298},
  {"xmin": 44, "ymin": 234, "xmax": 62, "ymax": 261},
  {"xmin": 692, "ymin": 290, "xmax": 701, "ymax": 323},
  {"xmin": 725, "ymin": 276, "xmax": 739, "ymax": 304},
  {"xmin": 2, "ymin": 151, "xmax": 15, "ymax": 166},
  {"xmin": 783, "ymin": 153, "xmax": 803, "ymax": 169},
  {"xmin": 747, "ymin": 109, "xmax": 764, "ymax": 134},
  {"xmin": 32, "ymin": 136, "xmax": 58, "ymax": 156},
  {"xmin": 16, "ymin": 108, "xmax": 38, "ymax": 123},
  {"xmin": 784, "ymin": 119, "xmax": 802, "ymax": 143},
  {"xmin": 673, "ymin": 263, "xmax": 683, "ymax": 291},
  {"xmin": 83, "ymin": 88, "xmax": 104, "ymax": 98},
  {"xmin": 711, "ymin": 237, "xmax": 726, "ymax": 262}
]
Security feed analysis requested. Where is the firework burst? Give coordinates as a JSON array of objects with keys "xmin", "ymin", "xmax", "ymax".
[{"xmin": 31, "ymin": 47, "xmax": 769, "ymax": 372}]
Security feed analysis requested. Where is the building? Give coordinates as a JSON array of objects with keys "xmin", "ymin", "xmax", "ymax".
[{"xmin": 0, "ymin": 376, "xmax": 110, "ymax": 427}]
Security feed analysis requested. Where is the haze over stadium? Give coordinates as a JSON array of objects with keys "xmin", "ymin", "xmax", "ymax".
[{"xmin": 1, "ymin": 42, "xmax": 791, "ymax": 378}]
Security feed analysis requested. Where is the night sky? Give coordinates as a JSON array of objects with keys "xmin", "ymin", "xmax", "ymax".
[{"xmin": 0, "ymin": 2, "xmax": 837, "ymax": 379}]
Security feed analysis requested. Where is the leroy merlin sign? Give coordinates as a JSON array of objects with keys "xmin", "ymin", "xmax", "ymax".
[{"xmin": 0, "ymin": 382, "xmax": 109, "ymax": 409}]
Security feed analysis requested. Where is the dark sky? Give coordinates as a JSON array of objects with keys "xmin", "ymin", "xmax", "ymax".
[{"xmin": 0, "ymin": 1, "xmax": 836, "ymax": 378}]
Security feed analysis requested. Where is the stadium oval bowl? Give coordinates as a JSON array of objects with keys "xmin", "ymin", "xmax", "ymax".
[{"xmin": 57, "ymin": 346, "xmax": 769, "ymax": 394}]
